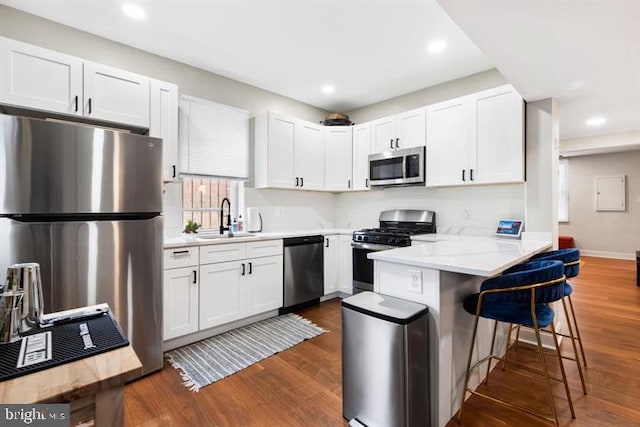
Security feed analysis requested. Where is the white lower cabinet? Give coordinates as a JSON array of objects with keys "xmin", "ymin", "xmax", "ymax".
[
  {"xmin": 163, "ymin": 240, "xmax": 283, "ymax": 342},
  {"xmin": 323, "ymin": 235, "xmax": 339, "ymax": 295},
  {"xmin": 338, "ymin": 235, "xmax": 354, "ymax": 294},
  {"xmin": 163, "ymin": 248, "xmax": 199, "ymax": 341}
]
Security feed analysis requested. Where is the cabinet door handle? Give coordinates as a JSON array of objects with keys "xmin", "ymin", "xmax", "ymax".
[
  {"xmin": 173, "ymin": 250, "xmax": 189, "ymax": 255},
  {"xmin": 395, "ymin": 138, "xmax": 399, "ymax": 149},
  {"xmin": 192, "ymin": 270, "xmax": 197, "ymax": 284},
  {"xmin": 172, "ymin": 165, "xmax": 176, "ymax": 178},
  {"xmin": 390, "ymin": 139, "xmax": 394, "ymax": 149},
  {"xmin": 88, "ymin": 98, "xmax": 92, "ymax": 115},
  {"xmin": 470, "ymin": 169, "xmax": 474, "ymax": 181},
  {"xmin": 365, "ymin": 178, "xmax": 369, "ymax": 188},
  {"xmin": 248, "ymin": 262, "xmax": 252, "ymax": 274},
  {"xmin": 325, "ymin": 238, "xmax": 329, "ymax": 248},
  {"xmin": 241, "ymin": 263, "xmax": 246, "ymax": 276},
  {"xmin": 300, "ymin": 177, "xmax": 304, "ymax": 187},
  {"xmin": 74, "ymin": 95, "xmax": 78, "ymax": 112},
  {"xmin": 348, "ymin": 179, "xmax": 351, "ymax": 189},
  {"xmin": 462, "ymin": 169, "xmax": 466, "ymax": 182},
  {"xmin": 295, "ymin": 177, "xmax": 299, "ymax": 187}
]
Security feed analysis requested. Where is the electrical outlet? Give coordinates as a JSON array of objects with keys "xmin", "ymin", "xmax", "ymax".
[{"xmin": 408, "ymin": 269, "xmax": 422, "ymax": 293}]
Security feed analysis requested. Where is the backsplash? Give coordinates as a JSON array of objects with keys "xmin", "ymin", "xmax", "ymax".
[{"xmin": 336, "ymin": 184, "xmax": 526, "ymax": 235}]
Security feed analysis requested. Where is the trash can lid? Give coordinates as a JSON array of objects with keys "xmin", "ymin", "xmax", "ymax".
[{"xmin": 342, "ymin": 291, "xmax": 428, "ymax": 325}]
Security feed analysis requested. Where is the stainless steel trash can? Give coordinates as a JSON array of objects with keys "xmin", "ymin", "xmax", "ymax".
[{"xmin": 342, "ymin": 291, "xmax": 429, "ymax": 427}]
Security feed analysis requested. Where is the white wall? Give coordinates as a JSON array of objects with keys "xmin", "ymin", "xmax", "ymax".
[{"xmin": 559, "ymin": 150, "xmax": 640, "ymax": 259}]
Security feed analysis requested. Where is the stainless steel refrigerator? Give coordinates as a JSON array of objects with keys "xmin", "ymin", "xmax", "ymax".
[{"xmin": 0, "ymin": 114, "xmax": 163, "ymax": 377}]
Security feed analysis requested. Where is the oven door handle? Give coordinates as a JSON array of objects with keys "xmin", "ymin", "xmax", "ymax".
[{"xmin": 351, "ymin": 242, "xmax": 397, "ymax": 251}]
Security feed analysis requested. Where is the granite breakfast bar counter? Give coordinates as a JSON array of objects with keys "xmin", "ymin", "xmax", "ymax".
[{"xmin": 368, "ymin": 235, "xmax": 552, "ymax": 427}]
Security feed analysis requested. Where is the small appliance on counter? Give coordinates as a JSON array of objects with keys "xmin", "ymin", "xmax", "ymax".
[
  {"xmin": 495, "ymin": 219, "xmax": 524, "ymax": 239},
  {"xmin": 246, "ymin": 207, "xmax": 263, "ymax": 232}
]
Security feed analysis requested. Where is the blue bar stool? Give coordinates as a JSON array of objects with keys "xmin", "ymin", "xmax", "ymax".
[
  {"xmin": 457, "ymin": 260, "xmax": 575, "ymax": 426},
  {"xmin": 508, "ymin": 248, "xmax": 589, "ymax": 398}
]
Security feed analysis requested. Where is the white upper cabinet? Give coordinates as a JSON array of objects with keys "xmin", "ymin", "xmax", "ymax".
[
  {"xmin": 426, "ymin": 84, "xmax": 524, "ymax": 187},
  {"xmin": 256, "ymin": 112, "xmax": 296, "ymax": 189},
  {"xmin": 295, "ymin": 120, "xmax": 325, "ymax": 190},
  {"xmin": 0, "ymin": 37, "xmax": 83, "ymax": 116},
  {"xmin": 371, "ymin": 107, "xmax": 426, "ymax": 153},
  {"xmin": 425, "ymin": 97, "xmax": 469, "ymax": 187},
  {"xmin": 150, "ymin": 79, "xmax": 179, "ymax": 182},
  {"xmin": 352, "ymin": 122, "xmax": 372, "ymax": 191},
  {"xmin": 83, "ymin": 61, "xmax": 150, "ymax": 127},
  {"xmin": 0, "ymin": 37, "xmax": 159, "ymax": 129},
  {"xmin": 324, "ymin": 126, "xmax": 353, "ymax": 192},
  {"xmin": 372, "ymin": 116, "xmax": 397, "ymax": 153},
  {"xmin": 255, "ymin": 113, "xmax": 325, "ymax": 191},
  {"xmin": 470, "ymin": 85, "xmax": 524, "ymax": 184}
]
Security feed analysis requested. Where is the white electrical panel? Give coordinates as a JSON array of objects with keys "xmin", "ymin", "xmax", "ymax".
[{"xmin": 595, "ymin": 175, "xmax": 626, "ymax": 211}]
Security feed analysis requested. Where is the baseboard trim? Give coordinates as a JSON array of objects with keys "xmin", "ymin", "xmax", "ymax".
[{"xmin": 580, "ymin": 250, "xmax": 636, "ymax": 260}]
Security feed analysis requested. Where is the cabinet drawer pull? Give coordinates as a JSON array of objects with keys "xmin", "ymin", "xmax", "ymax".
[
  {"xmin": 348, "ymin": 179, "xmax": 351, "ymax": 189},
  {"xmin": 241, "ymin": 263, "xmax": 246, "ymax": 276},
  {"xmin": 365, "ymin": 178, "xmax": 369, "ymax": 188},
  {"xmin": 192, "ymin": 270, "xmax": 197, "ymax": 284},
  {"xmin": 172, "ymin": 250, "xmax": 189, "ymax": 255},
  {"xmin": 390, "ymin": 139, "xmax": 394, "ymax": 149},
  {"xmin": 295, "ymin": 177, "xmax": 299, "ymax": 187},
  {"xmin": 88, "ymin": 98, "xmax": 92, "ymax": 115},
  {"xmin": 74, "ymin": 95, "xmax": 78, "ymax": 112},
  {"xmin": 248, "ymin": 262, "xmax": 252, "ymax": 274},
  {"xmin": 300, "ymin": 177, "xmax": 304, "ymax": 187},
  {"xmin": 172, "ymin": 165, "xmax": 176, "ymax": 178},
  {"xmin": 470, "ymin": 168, "xmax": 474, "ymax": 181},
  {"xmin": 462, "ymin": 169, "xmax": 466, "ymax": 182},
  {"xmin": 395, "ymin": 138, "xmax": 399, "ymax": 149}
]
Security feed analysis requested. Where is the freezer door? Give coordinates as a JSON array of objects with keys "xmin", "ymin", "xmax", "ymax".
[
  {"xmin": 0, "ymin": 114, "xmax": 162, "ymax": 215},
  {"xmin": 0, "ymin": 216, "xmax": 163, "ymax": 375}
]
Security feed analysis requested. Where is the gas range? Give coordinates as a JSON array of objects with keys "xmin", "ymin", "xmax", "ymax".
[
  {"xmin": 352, "ymin": 210, "xmax": 436, "ymax": 248},
  {"xmin": 351, "ymin": 209, "xmax": 436, "ymax": 294}
]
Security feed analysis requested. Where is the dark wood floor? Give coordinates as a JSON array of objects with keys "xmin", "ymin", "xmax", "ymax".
[{"xmin": 124, "ymin": 256, "xmax": 640, "ymax": 426}]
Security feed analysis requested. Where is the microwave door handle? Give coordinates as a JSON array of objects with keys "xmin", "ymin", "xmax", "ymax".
[{"xmin": 402, "ymin": 156, "xmax": 407, "ymax": 179}]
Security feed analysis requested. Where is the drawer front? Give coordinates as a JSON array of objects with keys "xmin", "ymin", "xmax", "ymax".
[
  {"xmin": 200, "ymin": 242, "xmax": 246, "ymax": 265},
  {"xmin": 164, "ymin": 247, "xmax": 199, "ymax": 269},
  {"xmin": 246, "ymin": 239, "xmax": 283, "ymax": 258}
]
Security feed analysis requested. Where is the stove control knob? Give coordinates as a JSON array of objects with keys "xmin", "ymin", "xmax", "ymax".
[{"xmin": 363, "ymin": 236, "xmax": 369, "ymax": 242}]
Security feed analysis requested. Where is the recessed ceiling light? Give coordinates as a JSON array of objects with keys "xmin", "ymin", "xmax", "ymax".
[
  {"xmin": 122, "ymin": 4, "xmax": 146, "ymax": 20},
  {"xmin": 586, "ymin": 116, "xmax": 606, "ymax": 126},
  {"xmin": 427, "ymin": 40, "xmax": 447, "ymax": 54},
  {"xmin": 322, "ymin": 85, "xmax": 335, "ymax": 94}
]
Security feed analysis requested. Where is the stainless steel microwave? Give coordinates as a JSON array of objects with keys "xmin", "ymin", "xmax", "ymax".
[{"xmin": 368, "ymin": 146, "xmax": 425, "ymax": 187}]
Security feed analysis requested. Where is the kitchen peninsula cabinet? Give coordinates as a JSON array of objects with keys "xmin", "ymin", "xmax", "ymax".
[
  {"xmin": 426, "ymin": 84, "xmax": 524, "ymax": 187},
  {"xmin": 324, "ymin": 126, "xmax": 353, "ymax": 191},
  {"xmin": 371, "ymin": 107, "xmax": 426, "ymax": 153},
  {"xmin": 150, "ymin": 79, "xmax": 179, "ymax": 182},
  {"xmin": 255, "ymin": 112, "xmax": 325, "ymax": 190},
  {"xmin": 0, "ymin": 37, "xmax": 151, "ymax": 128}
]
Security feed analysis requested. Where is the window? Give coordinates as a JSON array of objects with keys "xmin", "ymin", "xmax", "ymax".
[
  {"xmin": 558, "ymin": 158, "xmax": 569, "ymax": 222},
  {"xmin": 182, "ymin": 177, "xmax": 241, "ymax": 231}
]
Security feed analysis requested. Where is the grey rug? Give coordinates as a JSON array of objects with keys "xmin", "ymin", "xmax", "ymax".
[{"xmin": 166, "ymin": 313, "xmax": 326, "ymax": 391}]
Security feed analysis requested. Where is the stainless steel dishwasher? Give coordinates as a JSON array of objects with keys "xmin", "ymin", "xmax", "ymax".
[{"xmin": 281, "ymin": 235, "xmax": 324, "ymax": 313}]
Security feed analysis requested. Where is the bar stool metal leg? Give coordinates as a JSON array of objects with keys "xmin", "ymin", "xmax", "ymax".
[
  {"xmin": 549, "ymin": 320, "xmax": 576, "ymax": 418},
  {"xmin": 567, "ymin": 294, "xmax": 588, "ymax": 367},
  {"xmin": 561, "ymin": 297, "xmax": 588, "ymax": 394}
]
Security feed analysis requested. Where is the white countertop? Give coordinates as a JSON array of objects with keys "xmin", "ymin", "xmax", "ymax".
[
  {"xmin": 164, "ymin": 228, "xmax": 353, "ymax": 249},
  {"xmin": 369, "ymin": 234, "xmax": 552, "ymax": 277}
]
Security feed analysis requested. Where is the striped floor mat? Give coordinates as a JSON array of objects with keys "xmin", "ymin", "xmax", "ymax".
[{"xmin": 165, "ymin": 314, "xmax": 326, "ymax": 391}]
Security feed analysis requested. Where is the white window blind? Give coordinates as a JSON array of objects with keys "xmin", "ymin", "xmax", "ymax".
[{"xmin": 179, "ymin": 95, "xmax": 250, "ymax": 179}]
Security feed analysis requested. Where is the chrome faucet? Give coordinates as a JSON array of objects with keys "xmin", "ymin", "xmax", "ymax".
[{"xmin": 219, "ymin": 197, "xmax": 231, "ymax": 235}]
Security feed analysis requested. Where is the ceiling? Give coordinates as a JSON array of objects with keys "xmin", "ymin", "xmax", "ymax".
[{"xmin": 1, "ymin": 1, "xmax": 638, "ymax": 140}]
